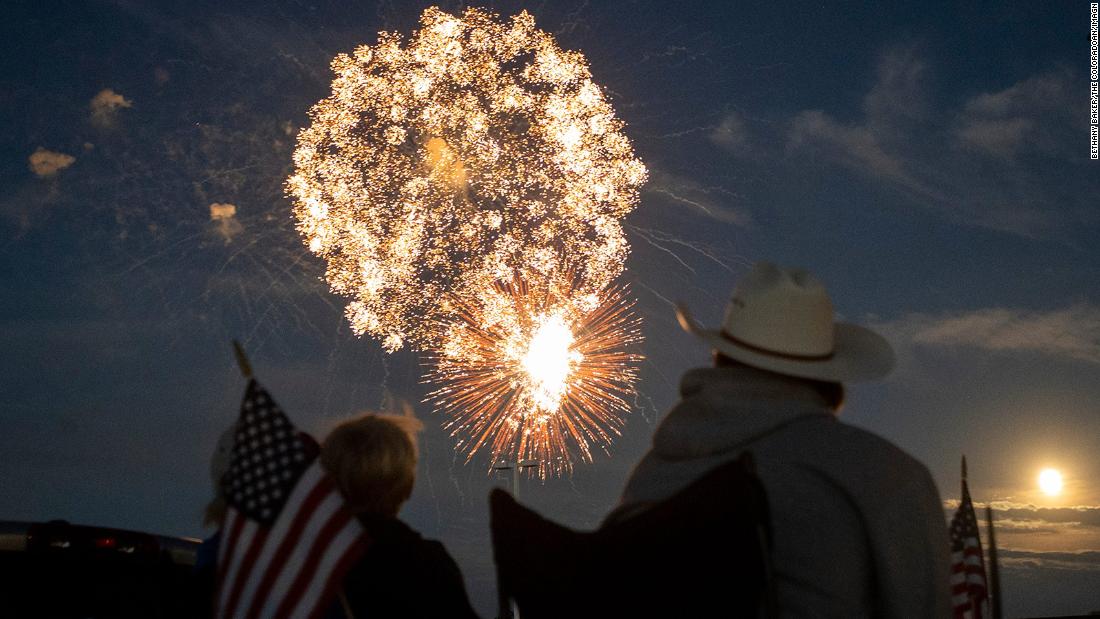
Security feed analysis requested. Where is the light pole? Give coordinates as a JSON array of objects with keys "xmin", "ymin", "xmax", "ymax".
[
  {"xmin": 493, "ymin": 459, "xmax": 539, "ymax": 502},
  {"xmin": 492, "ymin": 459, "xmax": 538, "ymax": 619}
]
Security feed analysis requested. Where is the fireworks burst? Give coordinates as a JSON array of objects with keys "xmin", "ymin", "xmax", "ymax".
[
  {"xmin": 427, "ymin": 276, "xmax": 643, "ymax": 477},
  {"xmin": 286, "ymin": 6, "xmax": 647, "ymax": 351},
  {"xmin": 287, "ymin": 7, "xmax": 647, "ymax": 475}
]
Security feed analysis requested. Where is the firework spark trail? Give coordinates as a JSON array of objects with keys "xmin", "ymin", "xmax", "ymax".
[
  {"xmin": 289, "ymin": 7, "xmax": 648, "ymax": 475},
  {"xmin": 649, "ymin": 186, "xmax": 733, "ymax": 221},
  {"xmin": 629, "ymin": 226, "xmax": 697, "ymax": 275},
  {"xmin": 91, "ymin": 100, "xmax": 337, "ymax": 353},
  {"xmin": 628, "ymin": 224, "xmax": 744, "ymax": 274}
]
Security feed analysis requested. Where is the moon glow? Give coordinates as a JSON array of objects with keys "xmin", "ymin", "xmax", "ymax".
[{"xmin": 1039, "ymin": 468, "xmax": 1064, "ymax": 496}]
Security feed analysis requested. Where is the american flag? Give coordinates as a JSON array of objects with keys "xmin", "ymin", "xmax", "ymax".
[
  {"xmin": 949, "ymin": 474, "xmax": 989, "ymax": 619},
  {"xmin": 215, "ymin": 379, "xmax": 371, "ymax": 619}
]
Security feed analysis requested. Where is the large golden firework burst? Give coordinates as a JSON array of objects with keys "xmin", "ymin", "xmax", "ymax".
[
  {"xmin": 287, "ymin": 7, "xmax": 647, "ymax": 475},
  {"xmin": 286, "ymin": 6, "xmax": 647, "ymax": 351}
]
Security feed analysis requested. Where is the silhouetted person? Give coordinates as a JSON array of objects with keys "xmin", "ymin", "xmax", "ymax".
[
  {"xmin": 320, "ymin": 413, "xmax": 479, "ymax": 619},
  {"xmin": 607, "ymin": 262, "xmax": 951, "ymax": 617},
  {"xmin": 192, "ymin": 424, "xmax": 237, "ymax": 619},
  {"xmin": 490, "ymin": 452, "xmax": 772, "ymax": 619}
]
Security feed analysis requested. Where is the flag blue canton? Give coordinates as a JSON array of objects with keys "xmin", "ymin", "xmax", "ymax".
[{"xmin": 221, "ymin": 379, "xmax": 317, "ymax": 525}]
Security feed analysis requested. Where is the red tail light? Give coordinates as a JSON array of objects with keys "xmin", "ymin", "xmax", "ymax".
[
  {"xmin": 93, "ymin": 537, "xmax": 116, "ymax": 549},
  {"xmin": 27, "ymin": 521, "xmax": 159, "ymax": 558}
]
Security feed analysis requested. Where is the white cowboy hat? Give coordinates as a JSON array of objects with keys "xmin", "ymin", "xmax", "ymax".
[{"xmin": 676, "ymin": 262, "xmax": 894, "ymax": 382}]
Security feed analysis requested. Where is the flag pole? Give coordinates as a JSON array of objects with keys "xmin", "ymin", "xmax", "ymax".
[
  {"xmin": 232, "ymin": 340, "xmax": 253, "ymax": 379},
  {"xmin": 961, "ymin": 455, "xmax": 978, "ymax": 619},
  {"xmin": 961, "ymin": 455, "xmax": 967, "ymax": 495},
  {"xmin": 985, "ymin": 505, "xmax": 1002, "ymax": 619}
]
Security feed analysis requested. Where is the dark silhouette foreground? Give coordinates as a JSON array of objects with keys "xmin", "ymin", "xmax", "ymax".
[{"xmin": 491, "ymin": 454, "xmax": 773, "ymax": 619}]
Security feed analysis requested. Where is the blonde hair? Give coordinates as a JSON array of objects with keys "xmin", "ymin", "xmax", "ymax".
[{"xmin": 320, "ymin": 413, "xmax": 423, "ymax": 517}]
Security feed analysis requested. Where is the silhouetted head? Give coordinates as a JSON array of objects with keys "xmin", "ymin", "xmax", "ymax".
[
  {"xmin": 713, "ymin": 352, "xmax": 847, "ymax": 412},
  {"xmin": 321, "ymin": 413, "xmax": 423, "ymax": 517}
]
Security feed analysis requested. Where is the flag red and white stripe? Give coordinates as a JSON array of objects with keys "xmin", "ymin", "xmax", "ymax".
[
  {"xmin": 215, "ymin": 380, "xmax": 370, "ymax": 618},
  {"xmin": 949, "ymin": 478, "xmax": 989, "ymax": 619}
]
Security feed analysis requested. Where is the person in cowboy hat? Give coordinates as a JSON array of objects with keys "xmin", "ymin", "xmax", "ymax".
[{"xmin": 606, "ymin": 262, "xmax": 951, "ymax": 617}]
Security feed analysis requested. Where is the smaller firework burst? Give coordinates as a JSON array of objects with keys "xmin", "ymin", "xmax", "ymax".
[{"xmin": 426, "ymin": 276, "xmax": 643, "ymax": 477}]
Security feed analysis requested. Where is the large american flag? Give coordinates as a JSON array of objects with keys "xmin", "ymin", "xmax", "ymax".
[
  {"xmin": 949, "ymin": 477, "xmax": 989, "ymax": 619},
  {"xmin": 215, "ymin": 379, "xmax": 371, "ymax": 619}
]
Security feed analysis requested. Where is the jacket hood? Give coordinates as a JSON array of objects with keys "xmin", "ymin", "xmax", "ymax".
[{"xmin": 650, "ymin": 365, "xmax": 836, "ymax": 460}]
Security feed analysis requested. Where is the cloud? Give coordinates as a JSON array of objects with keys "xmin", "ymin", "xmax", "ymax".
[
  {"xmin": 954, "ymin": 117, "xmax": 1032, "ymax": 159},
  {"xmin": 209, "ymin": 202, "xmax": 243, "ymax": 243},
  {"xmin": 709, "ymin": 111, "xmax": 752, "ymax": 155},
  {"xmin": 990, "ymin": 519, "xmax": 1063, "ymax": 535},
  {"xmin": 209, "ymin": 202, "xmax": 236, "ymax": 220},
  {"xmin": 993, "ymin": 505, "xmax": 1100, "ymax": 528},
  {"xmin": 784, "ymin": 48, "xmax": 1091, "ymax": 238},
  {"xmin": 888, "ymin": 305, "xmax": 1100, "ymax": 364},
  {"xmin": 27, "ymin": 147, "xmax": 76, "ymax": 177},
  {"xmin": 945, "ymin": 500, "xmax": 1100, "ymax": 531},
  {"xmin": 90, "ymin": 88, "xmax": 133, "ymax": 127},
  {"xmin": 999, "ymin": 549, "xmax": 1100, "ymax": 571},
  {"xmin": 785, "ymin": 46, "xmax": 943, "ymax": 203},
  {"xmin": 788, "ymin": 109, "xmax": 926, "ymax": 193},
  {"xmin": 953, "ymin": 71, "xmax": 1075, "ymax": 159},
  {"xmin": 861, "ymin": 45, "xmax": 930, "ymax": 131},
  {"xmin": 939, "ymin": 502, "xmax": 1100, "ymax": 578}
]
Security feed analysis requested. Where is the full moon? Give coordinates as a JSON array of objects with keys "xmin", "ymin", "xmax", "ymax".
[{"xmin": 1039, "ymin": 468, "xmax": 1064, "ymax": 496}]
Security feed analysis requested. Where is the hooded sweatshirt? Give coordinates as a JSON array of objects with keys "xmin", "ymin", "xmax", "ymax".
[{"xmin": 609, "ymin": 365, "xmax": 951, "ymax": 618}]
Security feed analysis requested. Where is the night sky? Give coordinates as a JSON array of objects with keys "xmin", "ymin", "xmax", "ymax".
[{"xmin": 3, "ymin": 1, "xmax": 1099, "ymax": 616}]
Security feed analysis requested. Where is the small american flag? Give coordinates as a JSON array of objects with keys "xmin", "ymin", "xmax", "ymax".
[
  {"xmin": 949, "ymin": 471, "xmax": 989, "ymax": 619},
  {"xmin": 215, "ymin": 379, "xmax": 370, "ymax": 619}
]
